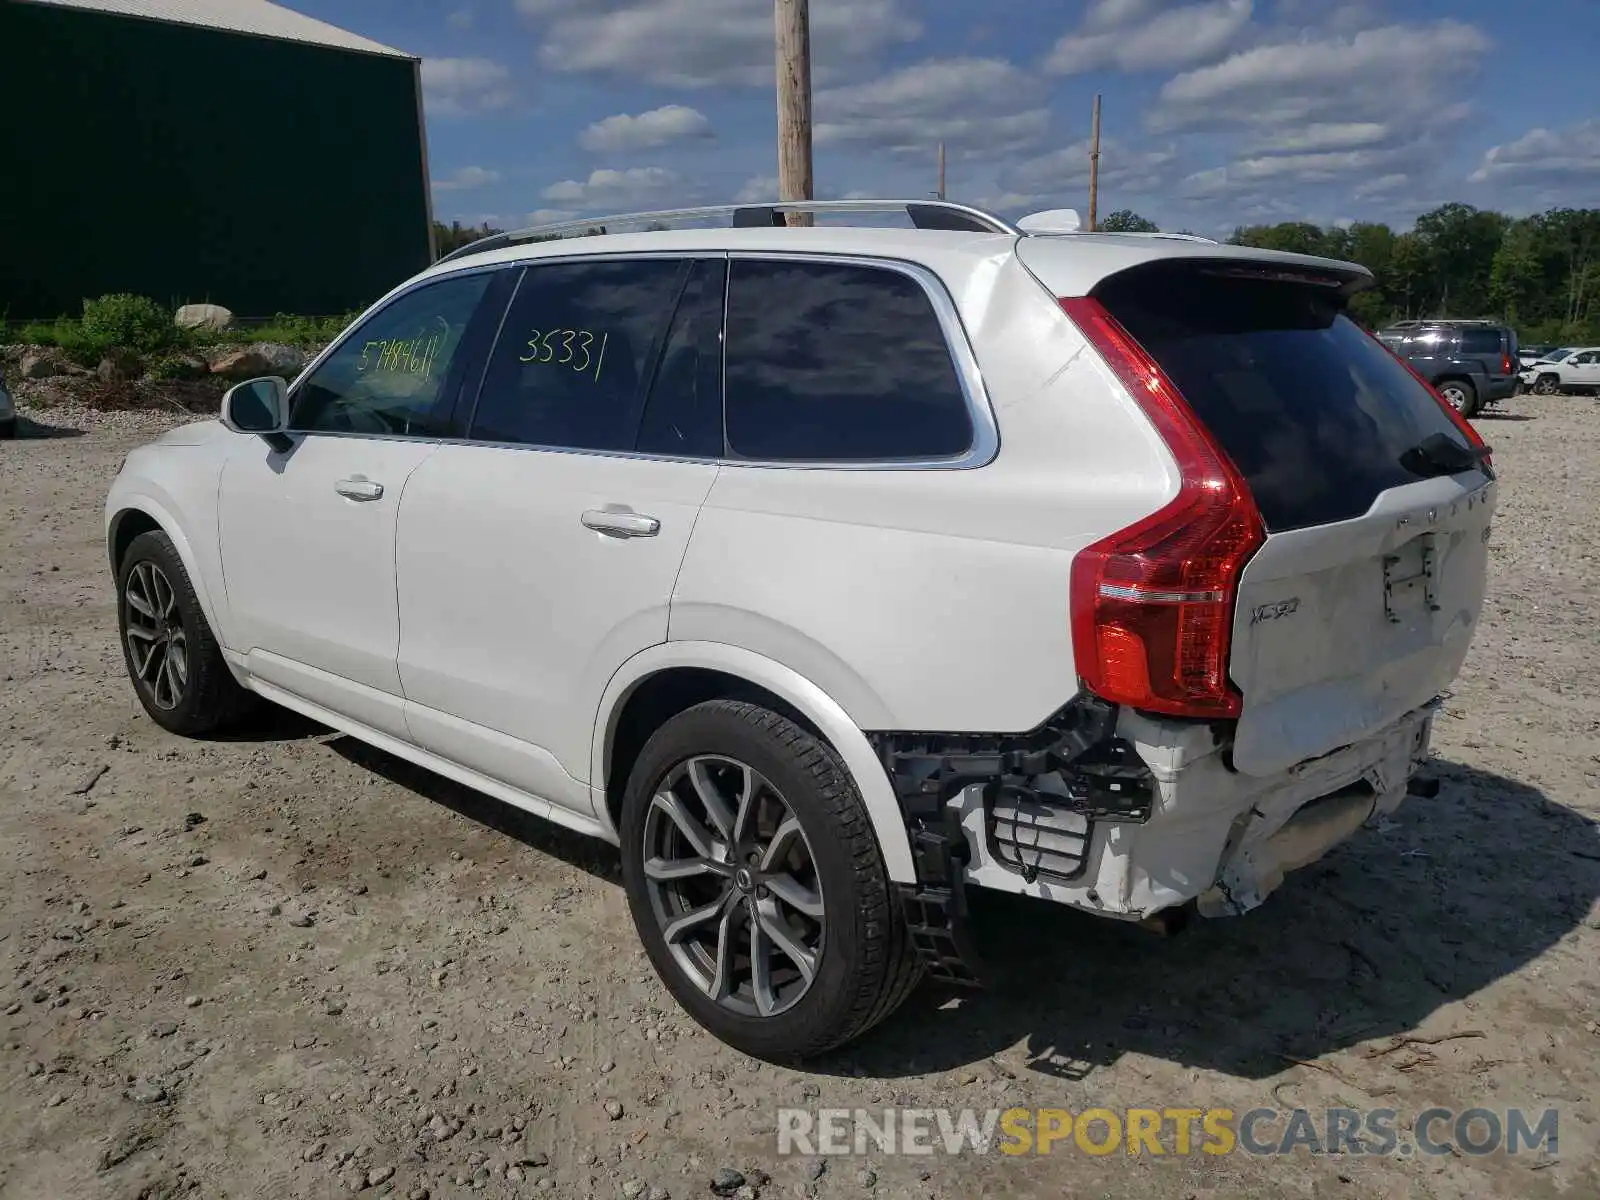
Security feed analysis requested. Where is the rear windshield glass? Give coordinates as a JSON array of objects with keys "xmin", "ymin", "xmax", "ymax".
[{"xmin": 1095, "ymin": 266, "xmax": 1473, "ymax": 532}]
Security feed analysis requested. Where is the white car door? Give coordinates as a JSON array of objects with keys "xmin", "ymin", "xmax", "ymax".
[
  {"xmin": 1568, "ymin": 350, "xmax": 1600, "ymax": 389},
  {"xmin": 218, "ymin": 269, "xmax": 501, "ymax": 740},
  {"xmin": 395, "ymin": 256, "xmax": 724, "ymax": 818}
]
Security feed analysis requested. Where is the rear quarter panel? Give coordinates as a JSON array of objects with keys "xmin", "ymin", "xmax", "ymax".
[{"xmin": 670, "ymin": 250, "xmax": 1177, "ymax": 734}]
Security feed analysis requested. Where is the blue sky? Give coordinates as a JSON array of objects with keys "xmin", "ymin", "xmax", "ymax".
[{"xmin": 299, "ymin": 0, "xmax": 1598, "ymax": 236}]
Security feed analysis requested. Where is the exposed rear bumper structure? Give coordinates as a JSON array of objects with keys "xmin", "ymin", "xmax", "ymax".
[{"xmin": 877, "ymin": 698, "xmax": 1438, "ymax": 981}]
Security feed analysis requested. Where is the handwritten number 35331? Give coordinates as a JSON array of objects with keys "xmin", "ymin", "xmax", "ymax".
[{"xmin": 519, "ymin": 329, "xmax": 608, "ymax": 380}]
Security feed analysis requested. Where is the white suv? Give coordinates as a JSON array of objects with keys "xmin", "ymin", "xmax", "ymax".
[
  {"xmin": 105, "ymin": 200, "xmax": 1496, "ymax": 1059},
  {"xmin": 1523, "ymin": 346, "xmax": 1600, "ymax": 394}
]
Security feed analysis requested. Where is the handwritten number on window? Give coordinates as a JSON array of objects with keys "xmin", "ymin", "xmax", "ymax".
[{"xmin": 518, "ymin": 329, "xmax": 608, "ymax": 381}]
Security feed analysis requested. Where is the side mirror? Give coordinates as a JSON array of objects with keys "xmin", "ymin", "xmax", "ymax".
[{"xmin": 221, "ymin": 376, "xmax": 292, "ymax": 452}]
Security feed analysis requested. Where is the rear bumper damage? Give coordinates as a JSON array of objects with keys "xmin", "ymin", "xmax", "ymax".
[{"xmin": 875, "ymin": 697, "xmax": 1437, "ymax": 979}]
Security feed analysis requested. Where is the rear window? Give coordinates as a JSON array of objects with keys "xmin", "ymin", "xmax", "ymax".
[
  {"xmin": 1458, "ymin": 328, "xmax": 1504, "ymax": 355},
  {"xmin": 1096, "ymin": 266, "xmax": 1472, "ymax": 532},
  {"xmin": 723, "ymin": 259, "xmax": 973, "ymax": 462}
]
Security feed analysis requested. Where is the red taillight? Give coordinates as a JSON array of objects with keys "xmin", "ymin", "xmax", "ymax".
[
  {"xmin": 1059, "ymin": 297, "xmax": 1266, "ymax": 719},
  {"xmin": 1500, "ymin": 351, "xmax": 1513, "ymax": 376},
  {"xmin": 1363, "ymin": 327, "xmax": 1492, "ymax": 468}
]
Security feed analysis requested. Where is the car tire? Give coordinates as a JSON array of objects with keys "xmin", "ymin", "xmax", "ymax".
[
  {"xmin": 620, "ymin": 699, "xmax": 923, "ymax": 1060},
  {"xmin": 1533, "ymin": 373, "xmax": 1560, "ymax": 396},
  {"xmin": 0, "ymin": 418, "xmax": 15, "ymax": 440},
  {"xmin": 1436, "ymin": 378, "xmax": 1479, "ymax": 417},
  {"xmin": 116, "ymin": 529, "xmax": 259, "ymax": 736}
]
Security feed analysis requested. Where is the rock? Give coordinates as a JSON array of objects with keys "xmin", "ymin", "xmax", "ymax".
[
  {"xmin": 18, "ymin": 352, "xmax": 60, "ymax": 380},
  {"xmin": 647, "ymin": 1188, "xmax": 671, "ymax": 1200},
  {"xmin": 855, "ymin": 1168, "xmax": 877, "ymax": 1187},
  {"xmin": 303, "ymin": 1142, "xmax": 327, "ymax": 1162},
  {"xmin": 710, "ymin": 1168, "xmax": 746, "ymax": 1196},
  {"xmin": 175, "ymin": 303, "xmax": 234, "ymax": 331},
  {"xmin": 288, "ymin": 914, "xmax": 314, "ymax": 928},
  {"xmin": 805, "ymin": 1160, "xmax": 826, "ymax": 1182},
  {"xmin": 150, "ymin": 1021, "xmax": 179, "ymax": 1038},
  {"xmin": 127, "ymin": 1078, "xmax": 167, "ymax": 1104},
  {"xmin": 407, "ymin": 1190, "xmax": 430, "ymax": 1200},
  {"xmin": 184, "ymin": 995, "xmax": 202, "ymax": 1008},
  {"xmin": 621, "ymin": 1182, "xmax": 646, "ymax": 1200},
  {"xmin": 520, "ymin": 1152, "xmax": 549, "ymax": 1168},
  {"xmin": 208, "ymin": 347, "xmax": 273, "ymax": 380},
  {"xmin": 97, "ymin": 349, "xmax": 142, "ymax": 382},
  {"xmin": 603, "ymin": 1099, "xmax": 625, "ymax": 1120},
  {"xmin": 367, "ymin": 1166, "xmax": 395, "ymax": 1187}
]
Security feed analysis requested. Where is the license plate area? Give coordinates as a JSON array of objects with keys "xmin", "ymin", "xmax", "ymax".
[{"xmin": 1382, "ymin": 532, "xmax": 1440, "ymax": 623}]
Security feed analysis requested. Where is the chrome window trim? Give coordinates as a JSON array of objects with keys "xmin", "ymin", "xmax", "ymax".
[{"xmin": 290, "ymin": 250, "xmax": 1000, "ymax": 472}]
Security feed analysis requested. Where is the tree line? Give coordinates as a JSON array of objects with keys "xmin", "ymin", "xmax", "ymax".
[{"xmin": 1101, "ymin": 205, "xmax": 1600, "ymax": 342}]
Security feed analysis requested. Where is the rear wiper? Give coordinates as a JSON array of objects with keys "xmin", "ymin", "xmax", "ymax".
[{"xmin": 1399, "ymin": 431, "xmax": 1492, "ymax": 477}]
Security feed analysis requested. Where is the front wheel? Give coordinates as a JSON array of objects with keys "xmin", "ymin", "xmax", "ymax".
[
  {"xmin": 117, "ymin": 529, "xmax": 258, "ymax": 735},
  {"xmin": 1533, "ymin": 373, "xmax": 1560, "ymax": 395},
  {"xmin": 620, "ymin": 700, "xmax": 922, "ymax": 1060}
]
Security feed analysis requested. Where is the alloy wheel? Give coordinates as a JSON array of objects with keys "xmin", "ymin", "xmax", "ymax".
[
  {"xmin": 124, "ymin": 561, "xmax": 188, "ymax": 710},
  {"xmin": 642, "ymin": 755, "xmax": 825, "ymax": 1018},
  {"xmin": 1438, "ymin": 383, "xmax": 1468, "ymax": 412}
]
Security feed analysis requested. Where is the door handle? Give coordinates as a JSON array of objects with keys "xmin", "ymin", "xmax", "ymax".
[
  {"xmin": 581, "ymin": 509, "xmax": 660, "ymax": 538},
  {"xmin": 335, "ymin": 478, "xmax": 384, "ymax": 502}
]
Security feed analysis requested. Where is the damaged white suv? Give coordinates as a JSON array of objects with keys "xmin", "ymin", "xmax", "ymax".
[{"xmin": 105, "ymin": 200, "xmax": 1495, "ymax": 1059}]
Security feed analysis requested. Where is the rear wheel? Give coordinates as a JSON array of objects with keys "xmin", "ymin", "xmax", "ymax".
[
  {"xmin": 620, "ymin": 699, "xmax": 922, "ymax": 1060},
  {"xmin": 1533, "ymin": 373, "xmax": 1560, "ymax": 395},
  {"xmin": 0, "ymin": 418, "xmax": 15, "ymax": 440},
  {"xmin": 1435, "ymin": 378, "xmax": 1479, "ymax": 417},
  {"xmin": 117, "ymin": 530, "xmax": 258, "ymax": 735}
]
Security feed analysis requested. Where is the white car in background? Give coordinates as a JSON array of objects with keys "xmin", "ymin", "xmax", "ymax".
[
  {"xmin": 1522, "ymin": 346, "xmax": 1600, "ymax": 394},
  {"xmin": 103, "ymin": 199, "xmax": 1496, "ymax": 1059}
]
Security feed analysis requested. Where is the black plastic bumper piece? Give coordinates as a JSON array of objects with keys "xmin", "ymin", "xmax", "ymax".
[{"xmin": 871, "ymin": 696, "xmax": 1161, "ymax": 983}]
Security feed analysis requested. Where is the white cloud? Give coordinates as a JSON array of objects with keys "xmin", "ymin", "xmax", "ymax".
[
  {"xmin": 1001, "ymin": 138, "xmax": 1177, "ymax": 201},
  {"xmin": 540, "ymin": 167, "xmax": 700, "ymax": 212},
  {"xmin": 526, "ymin": 208, "xmax": 578, "ymax": 225},
  {"xmin": 733, "ymin": 175, "xmax": 779, "ymax": 204},
  {"xmin": 1047, "ymin": 0, "xmax": 1253, "ymax": 75},
  {"xmin": 1470, "ymin": 119, "xmax": 1600, "ymax": 184},
  {"xmin": 1354, "ymin": 172, "xmax": 1409, "ymax": 199},
  {"xmin": 1149, "ymin": 21, "xmax": 1488, "ymax": 133},
  {"xmin": 1179, "ymin": 149, "xmax": 1401, "ymax": 198},
  {"xmin": 421, "ymin": 57, "xmax": 515, "ymax": 115},
  {"xmin": 517, "ymin": 0, "xmax": 919, "ymax": 88},
  {"xmin": 432, "ymin": 166, "xmax": 502, "ymax": 192},
  {"xmin": 816, "ymin": 58, "xmax": 1049, "ymax": 161},
  {"xmin": 579, "ymin": 105, "xmax": 713, "ymax": 153},
  {"xmin": 1247, "ymin": 122, "xmax": 1390, "ymax": 153}
]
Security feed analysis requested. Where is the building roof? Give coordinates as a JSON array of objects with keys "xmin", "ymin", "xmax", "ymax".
[{"xmin": 24, "ymin": 0, "xmax": 413, "ymax": 59}]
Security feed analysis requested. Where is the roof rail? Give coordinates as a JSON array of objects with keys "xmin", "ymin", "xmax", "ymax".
[
  {"xmin": 1384, "ymin": 317, "xmax": 1505, "ymax": 327},
  {"xmin": 435, "ymin": 199, "xmax": 1018, "ymax": 264}
]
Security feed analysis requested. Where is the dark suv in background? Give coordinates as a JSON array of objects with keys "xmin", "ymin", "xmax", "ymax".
[{"xmin": 1376, "ymin": 319, "xmax": 1519, "ymax": 417}]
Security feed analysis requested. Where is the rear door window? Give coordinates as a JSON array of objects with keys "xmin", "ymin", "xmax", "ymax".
[
  {"xmin": 1096, "ymin": 265, "xmax": 1472, "ymax": 532},
  {"xmin": 723, "ymin": 258, "xmax": 973, "ymax": 462},
  {"xmin": 471, "ymin": 258, "xmax": 690, "ymax": 452}
]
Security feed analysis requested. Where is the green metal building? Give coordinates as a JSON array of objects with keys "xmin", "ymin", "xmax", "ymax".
[{"xmin": 0, "ymin": 0, "xmax": 435, "ymax": 319}]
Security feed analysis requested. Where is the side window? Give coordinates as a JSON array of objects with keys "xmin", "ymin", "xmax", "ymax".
[
  {"xmin": 471, "ymin": 258, "xmax": 688, "ymax": 451},
  {"xmin": 290, "ymin": 272, "xmax": 492, "ymax": 436},
  {"xmin": 1573, "ymin": 351, "xmax": 1597, "ymax": 365},
  {"xmin": 723, "ymin": 259, "xmax": 973, "ymax": 462},
  {"xmin": 636, "ymin": 259, "xmax": 727, "ymax": 458},
  {"xmin": 1458, "ymin": 328, "xmax": 1502, "ymax": 355}
]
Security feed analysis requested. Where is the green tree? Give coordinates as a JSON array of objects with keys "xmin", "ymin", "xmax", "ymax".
[
  {"xmin": 1227, "ymin": 221, "xmax": 1327, "ymax": 256},
  {"xmin": 1098, "ymin": 209, "xmax": 1159, "ymax": 232}
]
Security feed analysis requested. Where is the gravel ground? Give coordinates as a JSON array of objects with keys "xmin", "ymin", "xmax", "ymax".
[{"xmin": 3, "ymin": 396, "xmax": 1599, "ymax": 1200}]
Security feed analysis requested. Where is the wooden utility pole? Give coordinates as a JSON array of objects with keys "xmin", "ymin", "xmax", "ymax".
[
  {"xmin": 936, "ymin": 141, "xmax": 946, "ymax": 201},
  {"xmin": 1087, "ymin": 92, "xmax": 1102, "ymax": 232},
  {"xmin": 774, "ymin": 0, "xmax": 814, "ymax": 227}
]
